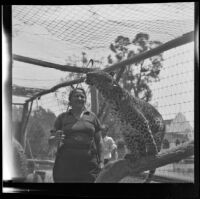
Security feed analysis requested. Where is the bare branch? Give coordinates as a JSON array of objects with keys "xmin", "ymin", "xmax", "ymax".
[
  {"xmin": 104, "ymin": 31, "xmax": 194, "ymax": 73},
  {"xmin": 26, "ymin": 77, "xmax": 86, "ymax": 103},
  {"xmin": 95, "ymin": 140, "xmax": 194, "ymax": 183},
  {"xmin": 14, "ymin": 31, "xmax": 193, "ymax": 102},
  {"xmin": 12, "ymin": 84, "xmax": 47, "ymax": 98},
  {"xmin": 13, "ymin": 54, "xmax": 96, "ymax": 73}
]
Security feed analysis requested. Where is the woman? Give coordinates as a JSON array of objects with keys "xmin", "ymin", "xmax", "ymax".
[
  {"xmin": 25, "ymin": 161, "xmax": 43, "ymax": 183},
  {"xmin": 49, "ymin": 88, "xmax": 104, "ymax": 182}
]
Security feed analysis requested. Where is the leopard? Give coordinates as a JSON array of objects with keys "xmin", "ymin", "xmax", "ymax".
[{"xmin": 85, "ymin": 70, "xmax": 165, "ymax": 182}]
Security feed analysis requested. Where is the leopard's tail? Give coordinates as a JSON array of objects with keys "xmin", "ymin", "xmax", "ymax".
[
  {"xmin": 144, "ymin": 123, "xmax": 166, "ymax": 183},
  {"xmin": 144, "ymin": 169, "xmax": 156, "ymax": 183}
]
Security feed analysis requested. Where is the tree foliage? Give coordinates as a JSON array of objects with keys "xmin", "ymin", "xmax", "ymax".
[
  {"xmin": 59, "ymin": 52, "xmax": 95, "ymax": 109},
  {"xmin": 98, "ymin": 33, "xmax": 163, "ymax": 143},
  {"xmin": 25, "ymin": 106, "xmax": 57, "ymax": 159},
  {"xmin": 62, "ymin": 51, "xmax": 89, "ymax": 84},
  {"xmin": 107, "ymin": 32, "xmax": 163, "ymax": 102}
]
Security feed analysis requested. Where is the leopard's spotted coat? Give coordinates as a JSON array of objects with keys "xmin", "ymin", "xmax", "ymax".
[{"xmin": 86, "ymin": 71, "xmax": 165, "ymax": 182}]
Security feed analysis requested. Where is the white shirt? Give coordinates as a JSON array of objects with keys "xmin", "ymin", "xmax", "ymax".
[{"xmin": 103, "ymin": 136, "xmax": 117, "ymax": 159}]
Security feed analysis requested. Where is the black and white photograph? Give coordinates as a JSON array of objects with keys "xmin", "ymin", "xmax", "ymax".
[{"xmin": 2, "ymin": 2, "xmax": 198, "ymax": 196}]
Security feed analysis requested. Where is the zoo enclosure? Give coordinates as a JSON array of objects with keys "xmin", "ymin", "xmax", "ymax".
[{"xmin": 12, "ymin": 4, "xmax": 195, "ymax": 182}]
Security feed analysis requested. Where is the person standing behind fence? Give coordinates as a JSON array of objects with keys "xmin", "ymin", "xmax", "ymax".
[
  {"xmin": 49, "ymin": 88, "xmax": 104, "ymax": 182},
  {"xmin": 101, "ymin": 125, "xmax": 118, "ymax": 165},
  {"xmin": 25, "ymin": 161, "xmax": 43, "ymax": 183}
]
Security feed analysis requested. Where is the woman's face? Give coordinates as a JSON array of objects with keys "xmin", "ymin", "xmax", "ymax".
[{"xmin": 70, "ymin": 90, "xmax": 86, "ymax": 108}]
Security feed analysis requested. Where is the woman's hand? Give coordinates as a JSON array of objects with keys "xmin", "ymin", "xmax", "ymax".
[{"xmin": 55, "ymin": 130, "xmax": 65, "ymax": 143}]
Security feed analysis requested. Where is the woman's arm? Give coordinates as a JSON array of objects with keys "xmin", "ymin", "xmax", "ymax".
[{"xmin": 48, "ymin": 114, "xmax": 63, "ymax": 147}]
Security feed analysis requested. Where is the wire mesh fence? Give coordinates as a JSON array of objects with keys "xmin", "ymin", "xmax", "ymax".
[
  {"xmin": 12, "ymin": 41, "xmax": 194, "ymax": 182},
  {"xmin": 117, "ymin": 42, "xmax": 194, "ymax": 182},
  {"xmin": 10, "ymin": 3, "xmax": 195, "ymax": 183},
  {"xmin": 12, "ymin": 3, "xmax": 194, "ymax": 49}
]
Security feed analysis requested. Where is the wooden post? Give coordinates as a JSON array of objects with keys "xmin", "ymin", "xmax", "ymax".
[
  {"xmin": 18, "ymin": 101, "xmax": 33, "ymax": 148},
  {"xmin": 90, "ymin": 86, "xmax": 99, "ymax": 115},
  {"xmin": 15, "ymin": 103, "xmax": 28, "ymax": 147}
]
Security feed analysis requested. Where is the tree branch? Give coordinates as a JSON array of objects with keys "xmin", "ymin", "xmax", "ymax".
[
  {"xmin": 25, "ymin": 77, "xmax": 85, "ymax": 103},
  {"xmin": 95, "ymin": 140, "xmax": 194, "ymax": 183},
  {"xmin": 12, "ymin": 84, "xmax": 47, "ymax": 98},
  {"xmin": 15, "ymin": 32, "xmax": 193, "ymax": 102},
  {"xmin": 13, "ymin": 54, "xmax": 96, "ymax": 73}
]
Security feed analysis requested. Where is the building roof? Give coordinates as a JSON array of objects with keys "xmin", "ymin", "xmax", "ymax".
[
  {"xmin": 164, "ymin": 119, "xmax": 173, "ymax": 125},
  {"xmin": 164, "ymin": 112, "xmax": 193, "ymax": 134}
]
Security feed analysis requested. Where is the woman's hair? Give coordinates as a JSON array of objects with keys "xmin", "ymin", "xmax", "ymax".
[{"xmin": 68, "ymin": 88, "xmax": 87, "ymax": 102}]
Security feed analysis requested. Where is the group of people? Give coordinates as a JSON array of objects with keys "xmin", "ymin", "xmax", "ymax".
[{"xmin": 49, "ymin": 87, "xmax": 118, "ymax": 183}]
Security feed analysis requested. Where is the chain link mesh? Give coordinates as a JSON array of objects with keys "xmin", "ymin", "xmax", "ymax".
[
  {"xmin": 12, "ymin": 3, "xmax": 194, "ymax": 49},
  {"xmin": 11, "ymin": 3, "xmax": 195, "ymax": 183}
]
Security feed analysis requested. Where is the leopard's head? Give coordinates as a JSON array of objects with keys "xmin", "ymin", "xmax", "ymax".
[{"xmin": 86, "ymin": 70, "xmax": 125, "ymax": 104}]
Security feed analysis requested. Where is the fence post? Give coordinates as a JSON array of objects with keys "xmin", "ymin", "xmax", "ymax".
[
  {"xmin": 18, "ymin": 101, "xmax": 33, "ymax": 148},
  {"xmin": 14, "ymin": 103, "xmax": 28, "ymax": 148}
]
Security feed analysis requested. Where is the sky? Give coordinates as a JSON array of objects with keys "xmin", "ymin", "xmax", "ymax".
[
  {"xmin": 13, "ymin": 3, "xmax": 194, "ymax": 23},
  {"xmin": 11, "ymin": 3, "xmax": 195, "ymax": 126},
  {"xmin": 12, "ymin": 3, "xmax": 194, "ymax": 48},
  {"xmin": 12, "ymin": 38, "xmax": 194, "ymax": 129}
]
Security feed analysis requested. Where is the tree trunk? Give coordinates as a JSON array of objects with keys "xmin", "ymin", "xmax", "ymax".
[
  {"xmin": 95, "ymin": 140, "xmax": 194, "ymax": 183},
  {"xmin": 90, "ymin": 86, "xmax": 99, "ymax": 115}
]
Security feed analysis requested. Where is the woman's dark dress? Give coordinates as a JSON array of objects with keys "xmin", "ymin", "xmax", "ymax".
[{"xmin": 52, "ymin": 109, "xmax": 101, "ymax": 182}]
